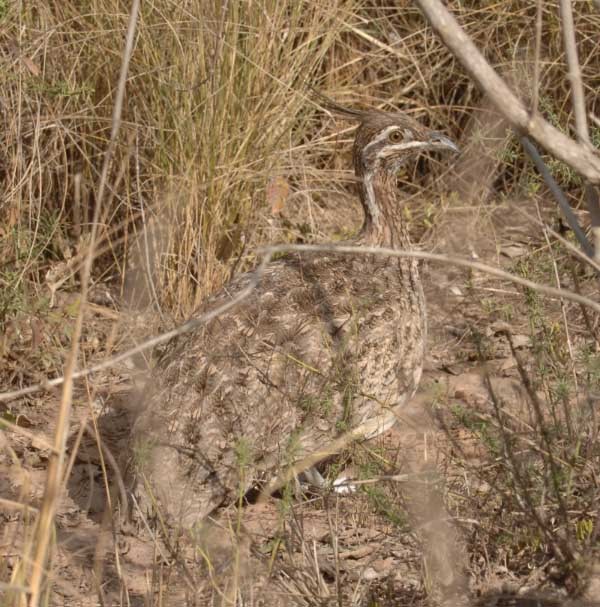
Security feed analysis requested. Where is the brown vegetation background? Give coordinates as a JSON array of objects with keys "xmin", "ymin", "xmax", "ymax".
[{"xmin": 1, "ymin": 1, "xmax": 600, "ymax": 605}]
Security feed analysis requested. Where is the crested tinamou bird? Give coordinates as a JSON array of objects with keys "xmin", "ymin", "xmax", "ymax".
[{"xmin": 133, "ymin": 98, "xmax": 459, "ymax": 527}]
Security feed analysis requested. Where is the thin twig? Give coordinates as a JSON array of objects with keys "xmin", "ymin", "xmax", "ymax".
[
  {"xmin": 483, "ymin": 359, "xmax": 572, "ymax": 562},
  {"xmin": 507, "ymin": 202, "xmax": 599, "ymax": 272},
  {"xmin": 2, "ymin": 243, "xmax": 600, "ymax": 405},
  {"xmin": 531, "ymin": 0, "xmax": 543, "ymax": 116},
  {"xmin": 0, "ymin": 256, "xmax": 268, "ymax": 404},
  {"xmin": 535, "ymin": 199, "xmax": 577, "ymax": 437},
  {"xmin": 503, "ymin": 332, "xmax": 576, "ymax": 562},
  {"xmin": 520, "ymin": 136, "xmax": 593, "ymax": 257},
  {"xmin": 0, "ymin": 497, "xmax": 39, "ymax": 515},
  {"xmin": 260, "ymin": 243, "xmax": 600, "ymax": 312}
]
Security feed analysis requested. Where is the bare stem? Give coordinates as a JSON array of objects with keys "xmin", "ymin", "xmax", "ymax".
[
  {"xmin": 558, "ymin": 0, "xmax": 589, "ymax": 143},
  {"xmin": 531, "ymin": 0, "xmax": 543, "ymax": 116},
  {"xmin": 558, "ymin": 0, "xmax": 600, "ymax": 262}
]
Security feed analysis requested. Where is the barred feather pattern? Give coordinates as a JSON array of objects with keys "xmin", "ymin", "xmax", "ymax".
[{"xmin": 133, "ymin": 104, "xmax": 456, "ymax": 526}]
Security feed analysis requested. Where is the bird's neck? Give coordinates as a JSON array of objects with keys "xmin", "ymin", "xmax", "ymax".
[
  {"xmin": 358, "ymin": 169, "xmax": 410, "ymax": 249},
  {"xmin": 357, "ymin": 168, "xmax": 423, "ymax": 324}
]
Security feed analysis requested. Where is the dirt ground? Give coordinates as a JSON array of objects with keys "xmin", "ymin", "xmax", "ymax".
[{"xmin": 2, "ymin": 190, "xmax": 600, "ymax": 606}]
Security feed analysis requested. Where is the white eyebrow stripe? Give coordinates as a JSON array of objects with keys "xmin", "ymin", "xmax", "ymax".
[
  {"xmin": 361, "ymin": 126, "xmax": 403, "ymax": 157},
  {"xmin": 376, "ymin": 141, "xmax": 428, "ymax": 158}
]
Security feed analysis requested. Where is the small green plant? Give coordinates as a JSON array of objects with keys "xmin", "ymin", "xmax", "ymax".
[
  {"xmin": 234, "ymin": 437, "xmax": 253, "ymax": 470},
  {"xmin": 132, "ymin": 437, "xmax": 154, "ymax": 470},
  {"xmin": 0, "ymin": 270, "xmax": 27, "ymax": 326},
  {"xmin": 576, "ymin": 519, "xmax": 593, "ymax": 542},
  {"xmin": 362, "ymin": 484, "xmax": 408, "ymax": 528},
  {"xmin": 30, "ymin": 79, "xmax": 94, "ymax": 99},
  {"xmin": 298, "ymin": 389, "xmax": 333, "ymax": 417}
]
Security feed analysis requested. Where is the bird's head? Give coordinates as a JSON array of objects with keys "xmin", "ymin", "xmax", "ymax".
[
  {"xmin": 313, "ymin": 93, "xmax": 458, "ymax": 177},
  {"xmin": 353, "ymin": 110, "xmax": 459, "ymax": 178},
  {"xmin": 315, "ymin": 93, "xmax": 459, "ymax": 240}
]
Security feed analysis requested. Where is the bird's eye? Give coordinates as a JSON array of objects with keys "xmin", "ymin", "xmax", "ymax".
[{"xmin": 389, "ymin": 130, "xmax": 403, "ymax": 143}]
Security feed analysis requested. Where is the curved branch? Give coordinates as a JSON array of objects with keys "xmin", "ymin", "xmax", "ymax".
[{"xmin": 415, "ymin": 0, "xmax": 600, "ymax": 184}]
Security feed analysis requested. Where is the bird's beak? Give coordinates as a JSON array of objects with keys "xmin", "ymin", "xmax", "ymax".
[{"xmin": 428, "ymin": 131, "xmax": 460, "ymax": 154}]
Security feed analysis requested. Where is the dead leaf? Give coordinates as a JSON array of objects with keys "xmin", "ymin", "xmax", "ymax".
[
  {"xmin": 500, "ymin": 243, "xmax": 528, "ymax": 258},
  {"xmin": 5, "ymin": 37, "xmax": 40, "ymax": 76},
  {"xmin": 21, "ymin": 55, "xmax": 40, "ymax": 77},
  {"xmin": 266, "ymin": 176, "xmax": 289, "ymax": 214}
]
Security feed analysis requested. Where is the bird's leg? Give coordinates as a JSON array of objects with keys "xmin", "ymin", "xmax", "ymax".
[
  {"xmin": 300, "ymin": 466, "xmax": 326, "ymax": 488},
  {"xmin": 299, "ymin": 466, "xmax": 356, "ymax": 495}
]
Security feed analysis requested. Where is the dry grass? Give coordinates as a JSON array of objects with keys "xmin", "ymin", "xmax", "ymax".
[{"xmin": 1, "ymin": 1, "xmax": 600, "ymax": 605}]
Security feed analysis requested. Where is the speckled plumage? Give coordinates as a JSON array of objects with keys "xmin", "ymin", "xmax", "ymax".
[{"xmin": 133, "ymin": 102, "xmax": 458, "ymax": 526}]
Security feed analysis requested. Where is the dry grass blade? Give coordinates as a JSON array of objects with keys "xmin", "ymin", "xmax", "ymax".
[{"xmin": 24, "ymin": 2, "xmax": 140, "ymax": 604}]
